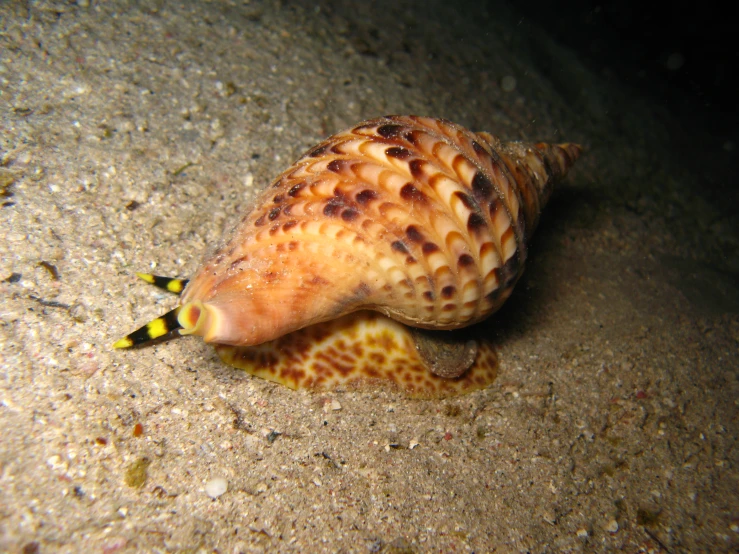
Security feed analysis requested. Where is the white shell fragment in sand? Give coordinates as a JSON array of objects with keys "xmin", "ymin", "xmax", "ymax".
[{"xmin": 205, "ymin": 477, "xmax": 228, "ymax": 499}]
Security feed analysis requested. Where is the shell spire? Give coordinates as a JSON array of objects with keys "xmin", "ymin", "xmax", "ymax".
[{"xmin": 172, "ymin": 115, "xmax": 581, "ymax": 347}]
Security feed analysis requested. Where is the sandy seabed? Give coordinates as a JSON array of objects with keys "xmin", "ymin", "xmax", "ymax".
[{"xmin": 1, "ymin": 1, "xmax": 737, "ymax": 552}]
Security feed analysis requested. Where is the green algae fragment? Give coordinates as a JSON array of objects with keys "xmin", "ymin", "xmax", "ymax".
[
  {"xmin": 124, "ymin": 457, "xmax": 151, "ymax": 488},
  {"xmin": 636, "ymin": 507, "xmax": 661, "ymax": 526}
]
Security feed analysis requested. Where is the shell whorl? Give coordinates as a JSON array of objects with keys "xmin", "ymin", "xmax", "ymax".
[{"xmin": 179, "ymin": 115, "xmax": 581, "ymax": 346}]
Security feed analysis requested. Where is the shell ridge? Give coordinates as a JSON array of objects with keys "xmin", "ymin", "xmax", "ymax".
[
  {"xmin": 394, "ymin": 119, "xmax": 505, "ymax": 323},
  {"xmin": 388, "ymin": 119, "xmax": 511, "ymax": 271},
  {"xmin": 314, "ymin": 127, "xmax": 466, "ymax": 320},
  {"xmin": 455, "ymin": 128, "xmax": 526, "ymax": 263},
  {"xmin": 246, "ymin": 212, "xmax": 441, "ymax": 324}
]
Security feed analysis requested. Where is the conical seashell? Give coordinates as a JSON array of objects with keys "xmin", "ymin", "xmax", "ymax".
[{"xmin": 114, "ymin": 115, "xmax": 581, "ymax": 397}]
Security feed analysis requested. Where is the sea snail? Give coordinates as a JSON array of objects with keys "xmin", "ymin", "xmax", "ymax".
[{"xmin": 115, "ymin": 115, "xmax": 581, "ymax": 397}]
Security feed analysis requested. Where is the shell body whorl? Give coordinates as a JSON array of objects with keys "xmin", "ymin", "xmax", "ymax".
[{"xmin": 178, "ymin": 115, "xmax": 580, "ymax": 346}]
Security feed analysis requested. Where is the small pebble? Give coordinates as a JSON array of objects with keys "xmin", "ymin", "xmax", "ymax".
[
  {"xmin": 124, "ymin": 457, "xmax": 150, "ymax": 488},
  {"xmin": 541, "ymin": 508, "xmax": 557, "ymax": 525},
  {"xmin": 605, "ymin": 518, "xmax": 619, "ymax": 533},
  {"xmin": 500, "ymin": 75, "xmax": 517, "ymax": 92},
  {"xmin": 576, "ymin": 528, "xmax": 588, "ymax": 539},
  {"xmin": 205, "ymin": 477, "xmax": 228, "ymax": 499}
]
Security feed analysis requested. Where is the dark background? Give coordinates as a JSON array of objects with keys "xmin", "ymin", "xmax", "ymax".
[{"xmin": 509, "ymin": 0, "xmax": 736, "ymax": 141}]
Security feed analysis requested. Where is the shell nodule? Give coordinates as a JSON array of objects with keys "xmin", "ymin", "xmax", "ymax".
[{"xmin": 115, "ymin": 115, "xmax": 581, "ymax": 397}]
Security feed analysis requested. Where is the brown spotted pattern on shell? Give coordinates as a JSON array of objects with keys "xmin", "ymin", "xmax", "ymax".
[{"xmin": 115, "ymin": 115, "xmax": 581, "ymax": 397}]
